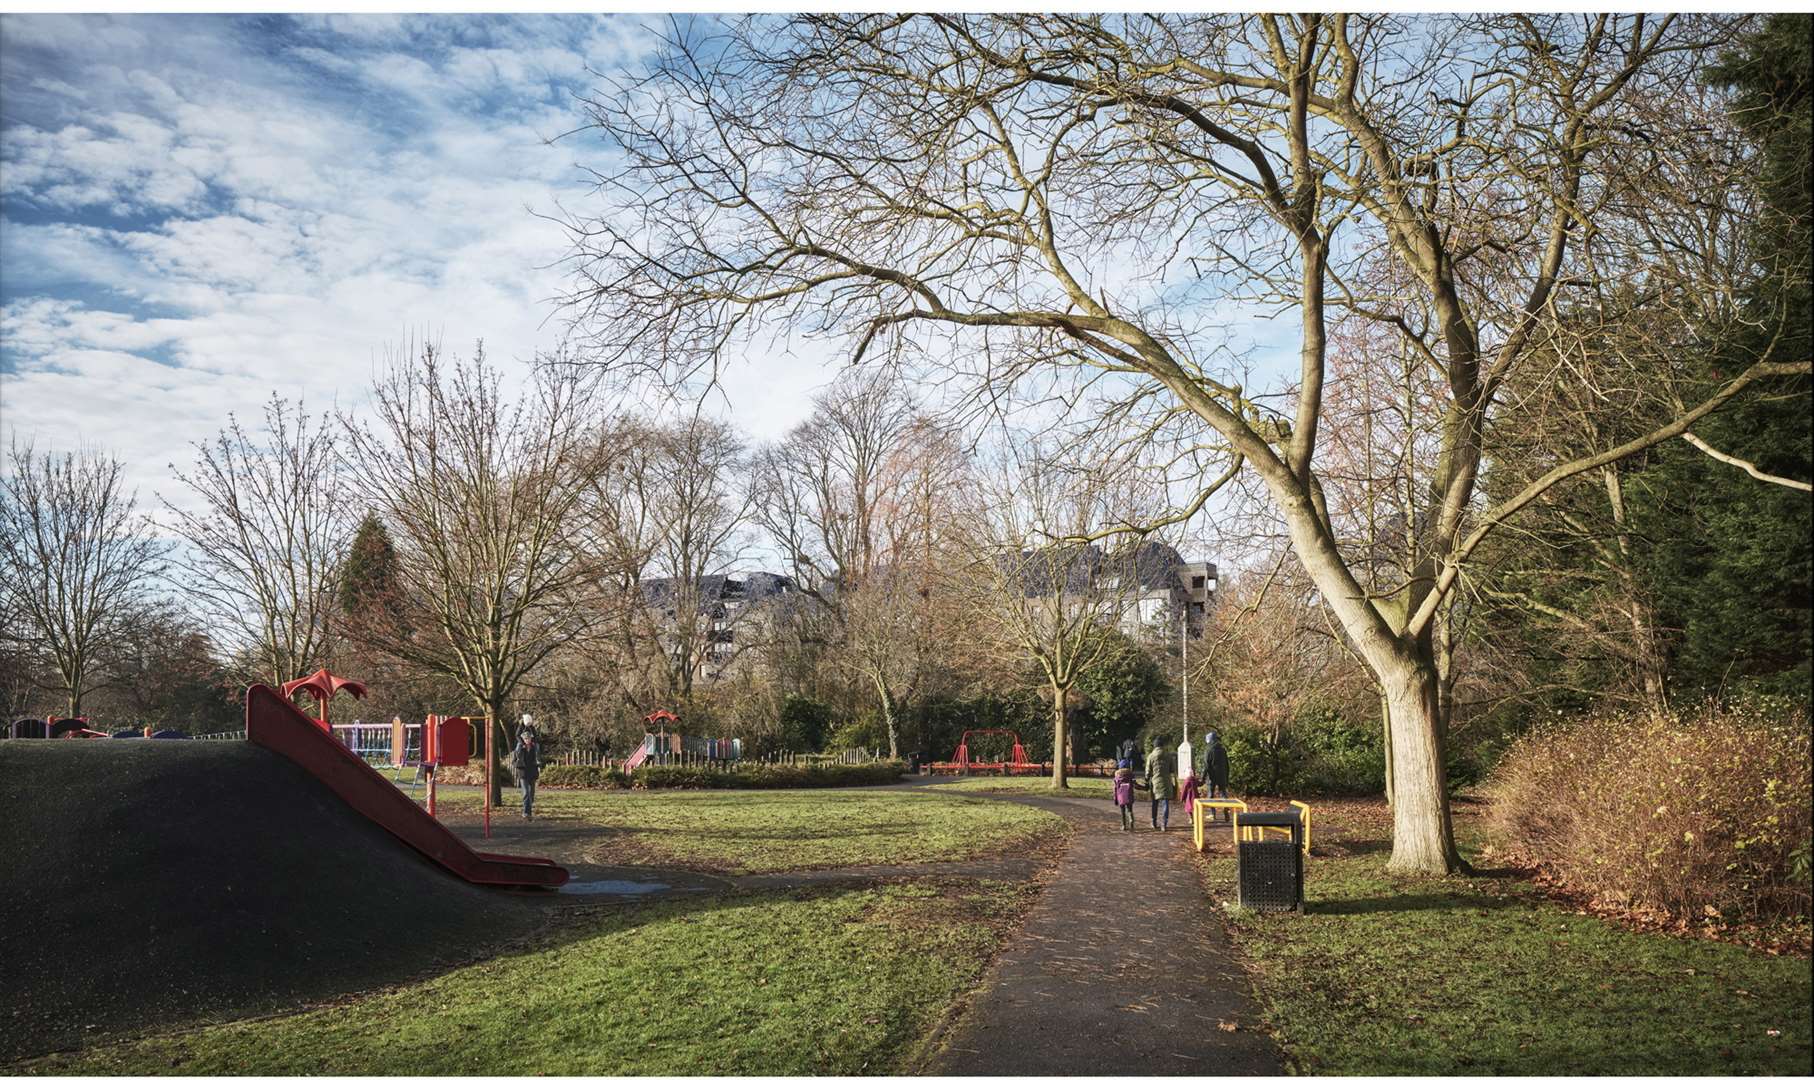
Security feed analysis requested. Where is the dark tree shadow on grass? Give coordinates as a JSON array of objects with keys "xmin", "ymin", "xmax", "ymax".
[{"xmin": 1310, "ymin": 892, "xmax": 1523, "ymax": 916}]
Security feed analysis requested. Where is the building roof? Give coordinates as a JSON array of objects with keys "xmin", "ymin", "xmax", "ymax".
[{"xmin": 1005, "ymin": 540, "xmax": 1210, "ymax": 597}]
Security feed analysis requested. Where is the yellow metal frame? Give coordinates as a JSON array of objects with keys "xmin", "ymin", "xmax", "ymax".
[
  {"xmin": 1227, "ymin": 801, "xmax": 1313, "ymax": 855},
  {"xmin": 1192, "ymin": 798, "xmax": 1248, "ymax": 851},
  {"xmin": 1290, "ymin": 800, "xmax": 1313, "ymax": 854}
]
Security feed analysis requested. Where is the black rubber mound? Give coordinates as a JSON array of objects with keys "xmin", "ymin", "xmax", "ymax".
[{"xmin": 0, "ymin": 740, "xmax": 541, "ymax": 1063}]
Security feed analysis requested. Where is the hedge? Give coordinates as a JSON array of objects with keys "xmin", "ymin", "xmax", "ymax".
[{"xmin": 1486, "ymin": 700, "xmax": 1811, "ymax": 922}]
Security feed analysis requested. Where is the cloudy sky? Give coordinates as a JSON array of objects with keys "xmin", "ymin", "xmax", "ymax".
[{"xmin": 0, "ymin": 12, "xmax": 845, "ymax": 511}]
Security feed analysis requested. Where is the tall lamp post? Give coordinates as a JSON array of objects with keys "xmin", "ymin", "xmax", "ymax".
[{"xmin": 1181, "ymin": 614, "xmax": 1189, "ymax": 746}]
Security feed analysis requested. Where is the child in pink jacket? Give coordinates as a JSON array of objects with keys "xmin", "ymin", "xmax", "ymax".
[{"xmin": 1113, "ymin": 757, "xmax": 1137, "ymax": 832}]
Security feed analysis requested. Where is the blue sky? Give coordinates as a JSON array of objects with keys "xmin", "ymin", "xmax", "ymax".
[{"xmin": 0, "ymin": 12, "xmax": 842, "ymax": 512}]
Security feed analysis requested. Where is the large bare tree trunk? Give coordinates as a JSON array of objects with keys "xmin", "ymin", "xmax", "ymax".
[
  {"xmin": 1380, "ymin": 658, "xmax": 1461, "ymax": 874},
  {"xmin": 1274, "ymin": 468, "xmax": 1462, "ymax": 872},
  {"xmin": 1050, "ymin": 691, "xmax": 1069, "ymax": 790},
  {"xmin": 874, "ymin": 678, "xmax": 900, "ymax": 760}
]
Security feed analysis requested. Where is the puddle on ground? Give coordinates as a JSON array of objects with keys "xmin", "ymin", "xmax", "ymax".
[{"xmin": 559, "ymin": 879, "xmax": 672, "ymax": 896}]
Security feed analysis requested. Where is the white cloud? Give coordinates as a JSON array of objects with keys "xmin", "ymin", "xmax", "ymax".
[
  {"xmin": 9, "ymin": 12, "xmax": 1236, "ymax": 541},
  {"xmin": 1, "ymin": 15, "xmax": 694, "ymax": 516}
]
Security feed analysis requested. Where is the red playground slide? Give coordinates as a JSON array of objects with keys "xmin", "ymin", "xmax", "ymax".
[{"xmin": 244, "ymin": 684, "xmax": 568, "ymax": 888}]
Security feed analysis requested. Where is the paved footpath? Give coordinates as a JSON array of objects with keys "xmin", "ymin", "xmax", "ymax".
[{"xmin": 925, "ymin": 792, "xmax": 1282, "ymax": 1076}]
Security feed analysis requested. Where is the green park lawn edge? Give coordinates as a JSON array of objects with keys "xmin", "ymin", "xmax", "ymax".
[
  {"xmin": 428, "ymin": 786, "xmax": 1067, "ymax": 873},
  {"xmin": 17, "ymin": 881, "xmax": 1035, "ymax": 1076},
  {"xmin": 932, "ymin": 775, "xmax": 1116, "ymax": 799},
  {"xmin": 1202, "ymin": 824, "xmax": 1813, "ymax": 1074}
]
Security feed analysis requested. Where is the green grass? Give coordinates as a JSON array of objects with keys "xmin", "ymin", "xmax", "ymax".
[
  {"xmin": 20, "ymin": 882, "xmax": 1032, "ymax": 1076},
  {"xmin": 1207, "ymin": 822, "xmax": 1813, "ymax": 1074},
  {"xmin": 933, "ymin": 776, "xmax": 1117, "ymax": 799},
  {"xmin": 429, "ymin": 787, "xmax": 1064, "ymax": 873}
]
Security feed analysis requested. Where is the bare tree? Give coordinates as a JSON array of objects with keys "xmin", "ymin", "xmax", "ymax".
[
  {"xmin": 842, "ymin": 415, "xmax": 975, "ymax": 758},
  {"xmin": 617, "ymin": 415, "xmax": 754, "ymax": 709},
  {"xmin": 561, "ymin": 14, "xmax": 1809, "ymax": 872},
  {"xmin": 753, "ymin": 370, "xmax": 946, "ymax": 755},
  {"xmin": 955, "ymin": 437, "xmax": 1155, "ymax": 788},
  {"xmin": 754, "ymin": 369, "xmax": 919, "ymax": 599},
  {"xmin": 166, "ymin": 397, "xmax": 352, "ymax": 689},
  {"xmin": 0, "ymin": 442, "xmax": 162, "ymax": 718},
  {"xmin": 1208, "ymin": 568, "xmax": 1341, "ymax": 792},
  {"xmin": 837, "ymin": 565, "xmax": 926, "ymax": 759},
  {"xmin": 341, "ymin": 342, "xmax": 605, "ymax": 805}
]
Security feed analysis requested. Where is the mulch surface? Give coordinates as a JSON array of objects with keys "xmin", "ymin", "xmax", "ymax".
[{"xmin": 0, "ymin": 740, "xmax": 546, "ymax": 1063}]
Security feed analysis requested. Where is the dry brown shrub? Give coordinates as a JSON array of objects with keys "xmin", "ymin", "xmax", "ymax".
[{"xmin": 1486, "ymin": 700, "xmax": 1812, "ymax": 922}]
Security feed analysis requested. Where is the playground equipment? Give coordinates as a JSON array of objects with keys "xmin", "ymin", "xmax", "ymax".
[
  {"xmin": 281, "ymin": 668, "xmax": 367, "ymax": 729},
  {"xmin": 1193, "ymin": 798, "xmax": 1312, "ymax": 856},
  {"xmin": 621, "ymin": 709, "xmax": 740, "ymax": 773},
  {"xmin": 322, "ymin": 714, "xmax": 494, "ymax": 833},
  {"xmin": 925, "ymin": 728, "xmax": 1115, "ymax": 777},
  {"xmin": 421, "ymin": 714, "xmax": 479, "ymax": 828},
  {"xmin": 928, "ymin": 729, "xmax": 1039, "ymax": 776},
  {"xmin": 245, "ymin": 683, "xmax": 566, "ymax": 887},
  {"xmin": 1192, "ymin": 798, "xmax": 1247, "ymax": 852},
  {"xmin": 331, "ymin": 719, "xmax": 424, "ymax": 766},
  {"xmin": 7, "ymin": 716, "xmax": 103, "ymax": 739}
]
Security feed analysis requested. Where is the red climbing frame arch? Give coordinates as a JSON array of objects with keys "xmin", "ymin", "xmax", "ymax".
[{"xmin": 280, "ymin": 668, "xmax": 368, "ymax": 730}]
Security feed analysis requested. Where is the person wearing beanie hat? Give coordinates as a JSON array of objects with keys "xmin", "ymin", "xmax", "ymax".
[{"xmin": 1201, "ymin": 730, "xmax": 1230, "ymax": 822}]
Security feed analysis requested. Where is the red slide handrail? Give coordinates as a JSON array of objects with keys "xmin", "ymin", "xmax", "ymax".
[{"xmin": 244, "ymin": 683, "xmax": 567, "ymax": 888}]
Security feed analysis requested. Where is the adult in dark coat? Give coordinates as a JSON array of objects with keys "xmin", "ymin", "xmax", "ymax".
[
  {"xmin": 1200, "ymin": 730, "xmax": 1231, "ymax": 822},
  {"xmin": 508, "ymin": 726, "xmax": 542, "ymax": 820}
]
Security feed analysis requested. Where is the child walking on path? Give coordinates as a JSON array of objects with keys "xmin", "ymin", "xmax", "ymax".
[{"xmin": 1113, "ymin": 757, "xmax": 1137, "ymax": 831}]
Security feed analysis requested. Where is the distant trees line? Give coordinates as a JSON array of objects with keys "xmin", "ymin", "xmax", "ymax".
[{"xmin": 0, "ymin": 347, "xmax": 1198, "ymax": 802}]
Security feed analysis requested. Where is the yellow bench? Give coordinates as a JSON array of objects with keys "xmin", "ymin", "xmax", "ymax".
[
  {"xmin": 1192, "ymin": 798, "xmax": 1247, "ymax": 851},
  {"xmin": 1227, "ymin": 801, "xmax": 1313, "ymax": 855}
]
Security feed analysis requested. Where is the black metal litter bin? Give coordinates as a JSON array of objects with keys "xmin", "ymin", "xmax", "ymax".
[{"xmin": 1235, "ymin": 809, "xmax": 1304, "ymax": 913}]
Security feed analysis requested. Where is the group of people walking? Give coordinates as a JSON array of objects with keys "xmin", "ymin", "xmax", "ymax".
[{"xmin": 1111, "ymin": 730, "xmax": 1230, "ymax": 832}]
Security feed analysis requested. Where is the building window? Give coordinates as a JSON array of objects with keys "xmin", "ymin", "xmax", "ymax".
[
  {"xmin": 1192, "ymin": 601, "xmax": 1205, "ymax": 613},
  {"xmin": 1192, "ymin": 575, "xmax": 1206, "ymax": 589}
]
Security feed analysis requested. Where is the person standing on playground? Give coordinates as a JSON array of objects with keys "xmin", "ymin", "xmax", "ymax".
[
  {"xmin": 1200, "ymin": 730, "xmax": 1231, "ymax": 822},
  {"xmin": 1145, "ymin": 734, "xmax": 1177, "ymax": 831},
  {"xmin": 1112, "ymin": 755, "xmax": 1137, "ymax": 831},
  {"xmin": 509, "ymin": 722, "xmax": 542, "ymax": 820}
]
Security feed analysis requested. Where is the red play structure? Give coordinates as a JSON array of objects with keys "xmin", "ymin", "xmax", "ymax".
[
  {"xmin": 930, "ymin": 729, "xmax": 1043, "ymax": 776},
  {"xmin": 245, "ymin": 683, "xmax": 566, "ymax": 887},
  {"xmin": 926, "ymin": 728, "xmax": 1114, "ymax": 777},
  {"xmin": 281, "ymin": 668, "xmax": 368, "ymax": 729}
]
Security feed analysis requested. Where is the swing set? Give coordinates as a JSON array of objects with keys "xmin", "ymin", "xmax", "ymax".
[{"xmin": 927, "ymin": 728, "xmax": 1043, "ymax": 776}]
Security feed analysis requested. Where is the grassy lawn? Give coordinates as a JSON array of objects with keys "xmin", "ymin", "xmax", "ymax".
[
  {"xmin": 428, "ymin": 787, "xmax": 1064, "ymax": 873},
  {"xmin": 933, "ymin": 776, "xmax": 1116, "ymax": 799},
  {"xmin": 1203, "ymin": 805, "xmax": 1813, "ymax": 1074},
  {"xmin": 19, "ymin": 881, "xmax": 1031, "ymax": 1076}
]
